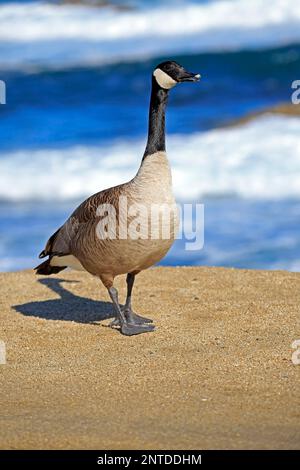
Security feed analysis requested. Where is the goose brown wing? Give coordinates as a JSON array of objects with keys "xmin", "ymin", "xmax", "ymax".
[{"xmin": 39, "ymin": 183, "xmax": 126, "ymax": 259}]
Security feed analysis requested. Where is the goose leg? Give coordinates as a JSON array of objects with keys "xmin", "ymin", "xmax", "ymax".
[
  {"xmin": 108, "ymin": 286, "xmax": 155, "ymax": 336},
  {"xmin": 123, "ymin": 273, "xmax": 153, "ymax": 324},
  {"xmin": 110, "ymin": 273, "xmax": 153, "ymax": 327}
]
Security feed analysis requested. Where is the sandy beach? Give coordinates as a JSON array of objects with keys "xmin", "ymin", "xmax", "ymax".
[{"xmin": 0, "ymin": 266, "xmax": 299, "ymax": 449}]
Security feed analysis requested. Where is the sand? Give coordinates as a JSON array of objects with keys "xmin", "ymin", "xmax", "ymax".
[{"xmin": 0, "ymin": 267, "xmax": 299, "ymax": 449}]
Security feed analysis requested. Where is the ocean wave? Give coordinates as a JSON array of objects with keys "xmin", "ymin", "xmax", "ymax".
[
  {"xmin": 1, "ymin": 0, "xmax": 300, "ymax": 69},
  {"xmin": 0, "ymin": 115, "xmax": 299, "ymax": 201}
]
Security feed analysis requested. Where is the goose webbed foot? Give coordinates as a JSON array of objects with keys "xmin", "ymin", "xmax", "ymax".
[
  {"xmin": 107, "ymin": 286, "xmax": 155, "ymax": 336},
  {"xmin": 109, "ymin": 307, "xmax": 154, "ymax": 328},
  {"xmin": 124, "ymin": 306, "xmax": 153, "ymax": 324},
  {"xmin": 129, "ymin": 311, "xmax": 153, "ymax": 324},
  {"xmin": 121, "ymin": 322, "xmax": 155, "ymax": 336},
  {"xmin": 109, "ymin": 316, "xmax": 155, "ymax": 335}
]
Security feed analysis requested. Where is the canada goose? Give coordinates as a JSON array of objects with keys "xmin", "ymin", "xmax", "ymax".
[{"xmin": 35, "ymin": 61, "xmax": 200, "ymax": 336}]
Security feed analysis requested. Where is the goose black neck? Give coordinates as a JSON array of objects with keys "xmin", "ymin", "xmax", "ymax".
[{"xmin": 143, "ymin": 78, "xmax": 169, "ymax": 159}]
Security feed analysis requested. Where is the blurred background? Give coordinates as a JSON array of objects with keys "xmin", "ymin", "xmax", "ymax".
[{"xmin": 0, "ymin": 0, "xmax": 300, "ymax": 271}]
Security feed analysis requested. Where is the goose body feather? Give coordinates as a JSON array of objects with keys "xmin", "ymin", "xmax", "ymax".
[{"xmin": 44, "ymin": 151, "xmax": 178, "ymax": 279}]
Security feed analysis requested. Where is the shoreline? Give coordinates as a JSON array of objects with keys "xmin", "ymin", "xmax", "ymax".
[
  {"xmin": 225, "ymin": 102, "xmax": 300, "ymax": 128},
  {"xmin": 0, "ymin": 266, "xmax": 299, "ymax": 449}
]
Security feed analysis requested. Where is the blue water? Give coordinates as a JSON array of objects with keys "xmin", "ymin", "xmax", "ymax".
[
  {"xmin": 0, "ymin": 0, "xmax": 300, "ymax": 272},
  {"xmin": 1, "ymin": 46, "xmax": 297, "ymax": 151}
]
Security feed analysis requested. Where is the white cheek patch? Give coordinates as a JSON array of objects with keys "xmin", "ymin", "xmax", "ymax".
[{"xmin": 153, "ymin": 68, "xmax": 177, "ymax": 89}]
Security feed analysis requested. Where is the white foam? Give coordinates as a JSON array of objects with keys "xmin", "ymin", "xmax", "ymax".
[
  {"xmin": 1, "ymin": 0, "xmax": 300, "ymax": 69},
  {"xmin": 0, "ymin": 115, "xmax": 300, "ymax": 201}
]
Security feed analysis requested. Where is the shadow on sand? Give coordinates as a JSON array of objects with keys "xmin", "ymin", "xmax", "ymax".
[{"xmin": 13, "ymin": 278, "xmax": 114, "ymax": 324}]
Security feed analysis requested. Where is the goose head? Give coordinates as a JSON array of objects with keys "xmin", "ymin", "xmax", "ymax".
[{"xmin": 153, "ymin": 61, "xmax": 201, "ymax": 90}]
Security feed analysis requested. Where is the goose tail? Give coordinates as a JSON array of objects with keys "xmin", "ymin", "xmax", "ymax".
[{"xmin": 34, "ymin": 259, "xmax": 66, "ymax": 275}]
